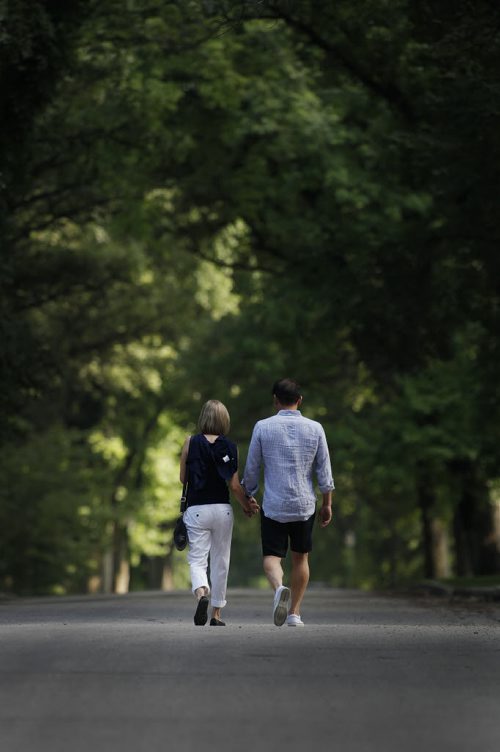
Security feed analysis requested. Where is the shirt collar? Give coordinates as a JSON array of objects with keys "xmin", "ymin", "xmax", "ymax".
[{"xmin": 278, "ymin": 410, "xmax": 302, "ymax": 417}]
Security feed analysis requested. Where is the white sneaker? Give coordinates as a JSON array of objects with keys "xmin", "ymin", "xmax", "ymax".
[
  {"xmin": 286, "ymin": 614, "xmax": 304, "ymax": 627},
  {"xmin": 273, "ymin": 585, "xmax": 291, "ymax": 626}
]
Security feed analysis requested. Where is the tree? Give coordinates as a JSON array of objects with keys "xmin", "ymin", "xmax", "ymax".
[{"xmin": 2, "ymin": 0, "xmax": 499, "ymax": 594}]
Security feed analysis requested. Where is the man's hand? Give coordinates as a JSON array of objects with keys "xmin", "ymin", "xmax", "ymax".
[
  {"xmin": 243, "ymin": 497, "xmax": 260, "ymax": 517},
  {"xmin": 319, "ymin": 505, "xmax": 332, "ymax": 527},
  {"xmin": 241, "ymin": 496, "xmax": 260, "ymax": 517}
]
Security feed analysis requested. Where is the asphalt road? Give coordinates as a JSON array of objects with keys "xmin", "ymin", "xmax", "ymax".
[{"xmin": 1, "ymin": 588, "xmax": 499, "ymax": 752}]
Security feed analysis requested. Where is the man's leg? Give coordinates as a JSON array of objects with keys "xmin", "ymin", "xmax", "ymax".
[
  {"xmin": 264, "ymin": 555, "xmax": 291, "ymax": 626},
  {"xmin": 289, "ymin": 551, "xmax": 309, "ymax": 615},
  {"xmin": 261, "ymin": 512, "xmax": 290, "ymax": 626},
  {"xmin": 287, "ymin": 513, "xmax": 315, "ymax": 618},
  {"xmin": 263, "ymin": 555, "xmax": 284, "ymax": 591},
  {"xmin": 261, "ymin": 511, "xmax": 287, "ymax": 592}
]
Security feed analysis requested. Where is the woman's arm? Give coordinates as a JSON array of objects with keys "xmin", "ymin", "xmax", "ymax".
[
  {"xmin": 179, "ymin": 436, "xmax": 190, "ymax": 484},
  {"xmin": 229, "ymin": 472, "xmax": 259, "ymax": 516}
]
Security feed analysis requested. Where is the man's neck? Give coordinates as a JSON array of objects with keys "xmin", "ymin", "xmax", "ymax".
[{"xmin": 276, "ymin": 402, "xmax": 300, "ymax": 412}]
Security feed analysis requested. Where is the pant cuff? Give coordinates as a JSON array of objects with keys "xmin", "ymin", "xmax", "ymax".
[{"xmin": 210, "ymin": 599, "xmax": 227, "ymax": 608}]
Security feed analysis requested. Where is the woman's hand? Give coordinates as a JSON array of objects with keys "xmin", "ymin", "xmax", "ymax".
[
  {"xmin": 243, "ymin": 496, "xmax": 260, "ymax": 517},
  {"xmin": 229, "ymin": 472, "xmax": 260, "ymax": 516}
]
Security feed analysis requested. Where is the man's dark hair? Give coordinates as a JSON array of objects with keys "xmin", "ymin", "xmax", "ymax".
[{"xmin": 272, "ymin": 378, "xmax": 302, "ymax": 406}]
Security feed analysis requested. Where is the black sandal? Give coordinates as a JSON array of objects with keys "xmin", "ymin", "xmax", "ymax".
[
  {"xmin": 210, "ymin": 618, "xmax": 226, "ymax": 626},
  {"xmin": 194, "ymin": 596, "xmax": 209, "ymax": 625}
]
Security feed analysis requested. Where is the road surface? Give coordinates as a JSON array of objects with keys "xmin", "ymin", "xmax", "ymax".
[{"xmin": 1, "ymin": 588, "xmax": 499, "ymax": 751}]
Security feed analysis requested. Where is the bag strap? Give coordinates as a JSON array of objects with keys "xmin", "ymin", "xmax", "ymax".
[
  {"xmin": 180, "ymin": 437, "xmax": 191, "ymax": 512},
  {"xmin": 180, "ymin": 478, "xmax": 188, "ymax": 512}
]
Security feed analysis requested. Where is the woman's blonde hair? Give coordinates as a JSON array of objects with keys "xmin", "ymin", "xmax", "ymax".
[{"xmin": 197, "ymin": 400, "xmax": 230, "ymax": 436}]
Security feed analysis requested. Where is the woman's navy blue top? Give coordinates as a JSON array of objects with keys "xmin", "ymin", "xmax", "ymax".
[{"xmin": 185, "ymin": 433, "xmax": 238, "ymax": 507}]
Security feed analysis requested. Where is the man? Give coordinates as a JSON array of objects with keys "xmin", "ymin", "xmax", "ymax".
[{"xmin": 243, "ymin": 378, "xmax": 334, "ymax": 627}]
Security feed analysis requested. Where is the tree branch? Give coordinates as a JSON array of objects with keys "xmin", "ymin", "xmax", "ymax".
[
  {"xmin": 242, "ymin": 1, "xmax": 416, "ymax": 123},
  {"xmin": 185, "ymin": 241, "xmax": 274, "ymax": 274}
]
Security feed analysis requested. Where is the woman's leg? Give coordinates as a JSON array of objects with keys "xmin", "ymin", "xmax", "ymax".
[
  {"xmin": 208, "ymin": 504, "xmax": 234, "ymax": 613},
  {"xmin": 184, "ymin": 506, "xmax": 211, "ymax": 597}
]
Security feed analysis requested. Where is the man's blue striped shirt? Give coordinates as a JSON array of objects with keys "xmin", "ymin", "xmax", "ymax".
[{"xmin": 242, "ymin": 410, "xmax": 335, "ymax": 523}]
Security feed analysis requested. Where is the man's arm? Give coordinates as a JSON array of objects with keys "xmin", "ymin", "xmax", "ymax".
[
  {"xmin": 319, "ymin": 491, "xmax": 333, "ymax": 527},
  {"xmin": 241, "ymin": 424, "xmax": 262, "ymax": 497},
  {"xmin": 315, "ymin": 427, "xmax": 334, "ymax": 527}
]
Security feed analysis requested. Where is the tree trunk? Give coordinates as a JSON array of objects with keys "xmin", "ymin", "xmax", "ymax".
[
  {"xmin": 101, "ymin": 548, "xmax": 114, "ymax": 593},
  {"xmin": 431, "ymin": 518, "xmax": 450, "ymax": 579},
  {"xmin": 162, "ymin": 552, "xmax": 174, "ymax": 591},
  {"xmin": 113, "ymin": 523, "xmax": 130, "ymax": 593},
  {"xmin": 417, "ymin": 467, "xmax": 436, "ymax": 578},
  {"xmin": 453, "ymin": 505, "xmax": 473, "ymax": 577},
  {"xmin": 450, "ymin": 459, "xmax": 476, "ymax": 577},
  {"xmin": 476, "ymin": 501, "xmax": 500, "ymax": 575},
  {"xmin": 449, "ymin": 459, "xmax": 499, "ymax": 576},
  {"xmin": 488, "ymin": 499, "xmax": 500, "ymax": 572},
  {"xmin": 144, "ymin": 553, "xmax": 174, "ymax": 590},
  {"xmin": 388, "ymin": 528, "xmax": 399, "ymax": 588},
  {"xmin": 108, "ymin": 403, "xmax": 165, "ymax": 592}
]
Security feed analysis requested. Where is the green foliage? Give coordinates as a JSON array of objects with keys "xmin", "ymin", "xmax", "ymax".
[{"xmin": 0, "ymin": 426, "xmax": 108, "ymax": 594}]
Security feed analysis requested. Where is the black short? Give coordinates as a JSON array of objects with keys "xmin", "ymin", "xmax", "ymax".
[{"xmin": 260, "ymin": 508, "xmax": 316, "ymax": 558}]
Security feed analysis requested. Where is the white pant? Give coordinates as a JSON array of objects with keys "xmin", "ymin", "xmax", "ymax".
[{"xmin": 184, "ymin": 503, "xmax": 234, "ymax": 608}]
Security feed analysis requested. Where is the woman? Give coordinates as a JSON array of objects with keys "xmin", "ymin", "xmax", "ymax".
[{"xmin": 180, "ymin": 399, "xmax": 259, "ymax": 626}]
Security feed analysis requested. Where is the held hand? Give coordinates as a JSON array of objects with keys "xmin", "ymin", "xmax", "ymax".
[
  {"xmin": 319, "ymin": 505, "xmax": 332, "ymax": 528},
  {"xmin": 243, "ymin": 497, "xmax": 260, "ymax": 517}
]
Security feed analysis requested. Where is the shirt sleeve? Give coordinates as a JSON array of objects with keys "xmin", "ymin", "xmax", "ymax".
[
  {"xmin": 242, "ymin": 424, "xmax": 262, "ymax": 496},
  {"xmin": 314, "ymin": 427, "xmax": 335, "ymax": 493}
]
